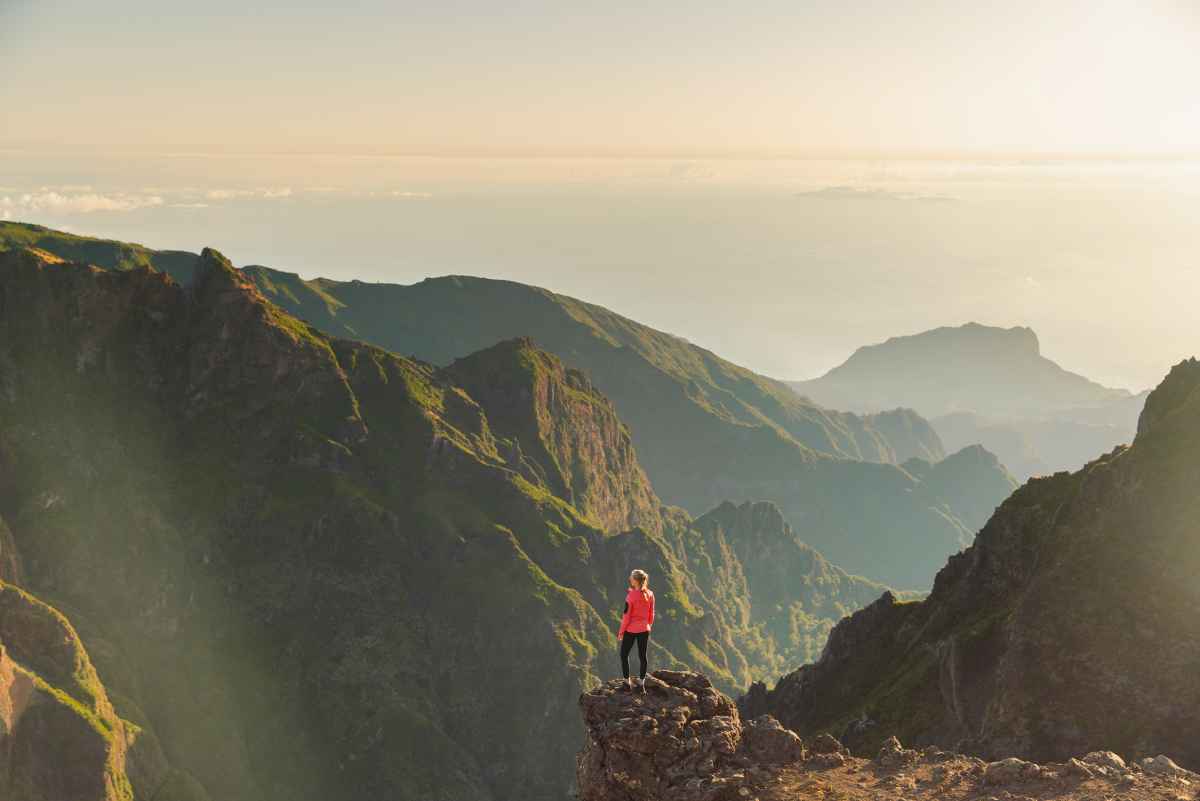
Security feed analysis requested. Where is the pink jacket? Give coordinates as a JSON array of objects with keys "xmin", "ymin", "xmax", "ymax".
[{"xmin": 618, "ymin": 588, "xmax": 655, "ymax": 637}]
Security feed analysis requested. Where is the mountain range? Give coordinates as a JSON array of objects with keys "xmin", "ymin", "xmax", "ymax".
[
  {"xmin": 743, "ymin": 357, "xmax": 1200, "ymax": 767},
  {"xmin": 0, "ymin": 245, "xmax": 893, "ymax": 801},
  {"xmin": 791, "ymin": 322, "xmax": 1147, "ymax": 480},
  {"xmin": 0, "ymin": 222, "xmax": 1016, "ymax": 588}
]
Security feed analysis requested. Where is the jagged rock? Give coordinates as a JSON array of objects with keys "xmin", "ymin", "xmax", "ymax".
[
  {"xmin": 742, "ymin": 716, "xmax": 805, "ymax": 764},
  {"xmin": 1065, "ymin": 758, "xmax": 1094, "ymax": 779},
  {"xmin": 877, "ymin": 735, "xmax": 919, "ymax": 767}
]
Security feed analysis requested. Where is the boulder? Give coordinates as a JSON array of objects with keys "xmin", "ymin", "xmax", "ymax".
[
  {"xmin": 809, "ymin": 733, "xmax": 847, "ymax": 755},
  {"xmin": 1083, "ymin": 751, "xmax": 1126, "ymax": 772},
  {"xmin": 876, "ymin": 735, "xmax": 918, "ymax": 768},
  {"xmin": 742, "ymin": 716, "xmax": 804, "ymax": 764},
  {"xmin": 984, "ymin": 757, "xmax": 1041, "ymax": 785},
  {"xmin": 1141, "ymin": 755, "xmax": 1194, "ymax": 778}
]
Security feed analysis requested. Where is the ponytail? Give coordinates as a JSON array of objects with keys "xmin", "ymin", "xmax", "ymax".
[{"xmin": 630, "ymin": 569, "xmax": 649, "ymax": 599}]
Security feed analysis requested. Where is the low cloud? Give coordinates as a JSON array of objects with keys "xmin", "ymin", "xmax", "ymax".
[
  {"xmin": 204, "ymin": 187, "xmax": 294, "ymax": 200},
  {"xmin": 0, "ymin": 191, "xmax": 165, "ymax": 215},
  {"xmin": 795, "ymin": 185, "xmax": 956, "ymax": 203},
  {"xmin": 0, "ymin": 184, "xmax": 429, "ymax": 219}
]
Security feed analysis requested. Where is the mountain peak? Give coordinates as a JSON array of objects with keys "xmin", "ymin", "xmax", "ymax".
[
  {"xmin": 794, "ymin": 322, "xmax": 1124, "ymax": 419},
  {"xmin": 1136, "ymin": 357, "xmax": 1200, "ymax": 440},
  {"xmin": 858, "ymin": 322, "xmax": 1041, "ymax": 361},
  {"xmin": 191, "ymin": 247, "xmax": 246, "ymax": 292}
]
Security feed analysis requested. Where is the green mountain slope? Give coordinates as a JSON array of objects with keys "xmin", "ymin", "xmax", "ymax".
[
  {"xmin": 0, "ymin": 246, "xmax": 888, "ymax": 801},
  {"xmin": 0, "ymin": 221, "xmax": 1016, "ymax": 587},
  {"xmin": 742, "ymin": 358, "xmax": 1200, "ymax": 768}
]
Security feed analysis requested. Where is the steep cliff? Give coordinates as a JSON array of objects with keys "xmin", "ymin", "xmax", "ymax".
[{"xmin": 741, "ymin": 359, "xmax": 1200, "ymax": 768}]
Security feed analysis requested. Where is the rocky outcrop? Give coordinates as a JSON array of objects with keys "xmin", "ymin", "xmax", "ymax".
[
  {"xmin": 741, "ymin": 358, "xmax": 1200, "ymax": 768},
  {"xmin": 577, "ymin": 670, "xmax": 799, "ymax": 801},
  {"xmin": 579, "ymin": 672, "xmax": 1197, "ymax": 801}
]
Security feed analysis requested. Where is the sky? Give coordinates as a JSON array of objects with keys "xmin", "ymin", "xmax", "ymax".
[
  {"xmin": 3, "ymin": 0, "xmax": 1200, "ymax": 156},
  {"xmin": 1, "ymin": 1, "xmax": 1199, "ymax": 391}
]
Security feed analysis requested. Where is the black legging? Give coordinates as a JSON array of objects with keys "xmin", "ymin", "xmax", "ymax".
[{"xmin": 620, "ymin": 631, "xmax": 649, "ymax": 679}]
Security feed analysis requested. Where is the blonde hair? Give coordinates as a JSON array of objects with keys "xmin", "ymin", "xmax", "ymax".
[{"xmin": 630, "ymin": 569, "xmax": 649, "ymax": 589}]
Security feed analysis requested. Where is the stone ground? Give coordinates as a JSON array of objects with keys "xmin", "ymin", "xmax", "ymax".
[
  {"xmin": 577, "ymin": 671, "xmax": 1198, "ymax": 801},
  {"xmin": 752, "ymin": 753, "xmax": 1199, "ymax": 801}
]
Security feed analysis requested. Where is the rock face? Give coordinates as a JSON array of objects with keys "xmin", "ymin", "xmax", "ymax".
[
  {"xmin": 0, "ymin": 246, "xmax": 892, "ymax": 801},
  {"xmin": 0, "ymin": 221, "xmax": 1019, "ymax": 589},
  {"xmin": 578, "ymin": 671, "xmax": 1197, "ymax": 801},
  {"xmin": 740, "ymin": 358, "xmax": 1200, "ymax": 769},
  {"xmin": 445, "ymin": 337, "xmax": 662, "ymax": 534}
]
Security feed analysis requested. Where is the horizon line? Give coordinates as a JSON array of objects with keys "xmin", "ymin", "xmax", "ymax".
[{"xmin": 4, "ymin": 143, "xmax": 1200, "ymax": 162}]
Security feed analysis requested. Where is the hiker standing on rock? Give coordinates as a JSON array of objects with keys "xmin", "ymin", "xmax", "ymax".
[{"xmin": 618, "ymin": 569, "xmax": 655, "ymax": 692}]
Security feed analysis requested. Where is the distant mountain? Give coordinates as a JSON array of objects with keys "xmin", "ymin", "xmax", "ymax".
[
  {"xmin": 792, "ymin": 322, "xmax": 1130, "ymax": 418},
  {"xmin": 742, "ymin": 358, "xmax": 1200, "ymax": 768},
  {"xmin": 1, "ymin": 222, "xmax": 1017, "ymax": 587},
  {"xmin": 790, "ymin": 322, "xmax": 1143, "ymax": 480},
  {"xmin": 0, "ymin": 246, "xmax": 892, "ymax": 801}
]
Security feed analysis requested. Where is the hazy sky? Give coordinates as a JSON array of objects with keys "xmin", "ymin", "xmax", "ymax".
[
  {"xmin": 2, "ymin": 2, "xmax": 1199, "ymax": 392},
  {"xmin": 3, "ymin": 0, "xmax": 1200, "ymax": 156}
]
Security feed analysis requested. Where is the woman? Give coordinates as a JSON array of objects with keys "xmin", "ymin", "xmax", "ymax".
[{"xmin": 617, "ymin": 568, "xmax": 655, "ymax": 691}]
